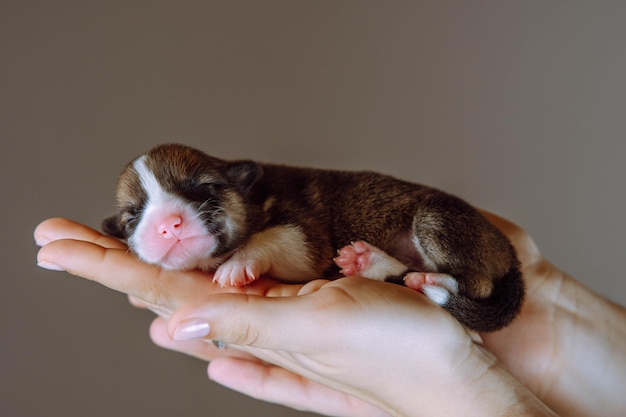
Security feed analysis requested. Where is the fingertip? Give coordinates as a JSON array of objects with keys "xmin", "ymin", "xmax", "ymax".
[
  {"xmin": 36, "ymin": 241, "xmax": 68, "ymax": 270},
  {"xmin": 34, "ymin": 231, "xmax": 50, "ymax": 247},
  {"xmin": 34, "ymin": 217, "xmax": 127, "ymax": 250},
  {"xmin": 207, "ymin": 357, "xmax": 258, "ymax": 387},
  {"xmin": 149, "ymin": 317, "xmax": 171, "ymax": 347},
  {"xmin": 206, "ymin": 356, "xmax": 229, "ymax": 382},
  {"xmin": 34, "ymin": 218, "xmax": 76, "ymax": 246},
  {"xmin": 128, "ymin": 295, "xmax": 148, "ymax": 309},
  {"xmin": 36, "ymin": 260, "xmax": 65, "ymax": 271},
  {"xmin": 169, "ymin": 290, "xmax": 318, "ymax": 351},
  {"xmin": 480, "ymin": 211, "xmax": 542, "ymax": 265},
  {"xmin": 35, "ymin": 239, "xmax": 88, "ymax": 275},
  {"xmin": 171, "ymin": 318, "xmax": 211, "ymax": 342},
  {"xmin": 297, "ymin": 279, "xmax": 328, "ymax": 296},
  {"xmin": 167, "ymin": 297, "xmax": 223, "ymax": 341},
  {"xmin": 167, "ymin": 294, "xmax": 268, "ymax": 348},
  {"xmin": 151, "ymin": 317, "xmax": 236, "ymax": 362}
]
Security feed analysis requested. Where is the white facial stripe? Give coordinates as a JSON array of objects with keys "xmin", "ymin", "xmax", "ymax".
[
  {"xmin": 130, "ymin": 155, "xmax": 180, "ymax": 251},
  {"xmin": 133, "ymin": 155, "xmax": 168, "ymax": 205},
  {"xmin": 129, "ymin": 155, "xmax": 219, "ymax": 269}
]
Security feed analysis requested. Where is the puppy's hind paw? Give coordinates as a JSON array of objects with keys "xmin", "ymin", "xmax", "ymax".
[
  {"xmin": 334, "ymin": 241, "xmax": 408, "ymax": 281},
  {"xmin": 403, "ymin": 272, "xmax": 459, "ymax": 305},
  {"xmin": 334, "ymin": 241, "xmax": 373, "ymax": 276}
]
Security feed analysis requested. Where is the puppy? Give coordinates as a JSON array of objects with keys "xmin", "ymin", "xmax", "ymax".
[{"xmin": 103, "ymin": 144, "xmax": 524, "ymax": 332}]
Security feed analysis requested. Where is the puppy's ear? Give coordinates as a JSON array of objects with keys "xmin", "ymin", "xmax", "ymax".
[
  {"xmin": 225, "ymin": 161, "xmax": 263, "ymax": 195},
  {"xmin": 102, "ymin": 213, "xmax": 127, "ymax": 239}
]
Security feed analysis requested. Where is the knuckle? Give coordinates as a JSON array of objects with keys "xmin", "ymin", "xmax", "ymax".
[{"xmin": 237, "ymin": 321, "xmax": 260, "ymax": 346}]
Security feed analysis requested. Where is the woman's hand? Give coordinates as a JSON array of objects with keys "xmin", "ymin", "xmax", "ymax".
[
  {"xmin": 34, "ymin": 218, "xmax": 304, "ymax": 318},
  {"xmin": 34, "ymin": 218, "xmax": 393, "ymax": 416},
  {"xmin": 477, "ymin": 213, "xmax": 626, "ymax": 417},
  {"xmin": 35, "ymin": 217, "xmax": 555, "ymax": 417},
  {"xmin": 165, "ymin": 275, "xmax": 555, "ymax": 417}
]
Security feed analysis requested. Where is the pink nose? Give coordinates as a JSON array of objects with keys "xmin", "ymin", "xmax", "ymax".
[{"xmin": 157, "ymin": 215, "xmax": 183, "ymax": 239}]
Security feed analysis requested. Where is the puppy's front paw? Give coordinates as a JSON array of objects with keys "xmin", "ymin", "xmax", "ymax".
[{"xmin": 213, "ymin": 257, "xmax": 263, "ymax": 287}]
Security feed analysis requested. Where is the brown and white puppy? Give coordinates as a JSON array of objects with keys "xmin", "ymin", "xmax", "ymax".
[{"xmin": 103, "ymin": 144, "xmax": 524, "ymax": 332}]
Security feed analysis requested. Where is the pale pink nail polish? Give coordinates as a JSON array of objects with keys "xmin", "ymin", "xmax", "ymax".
[
  {"xmin": 35, "ymin": 235, "xmax": 51, "ymax": 247},
  {"xmin": 173, "ymin": 319, "xmax": 211, "ymax": 341},
  {"xmin": 37, "ymin": 261, "xmax": 65, "ymax": 271}
]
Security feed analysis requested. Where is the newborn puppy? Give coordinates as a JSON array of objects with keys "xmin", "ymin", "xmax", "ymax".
[{"xmin": 103, "ymin": 144, "xmax": 524, "ymax": 332}]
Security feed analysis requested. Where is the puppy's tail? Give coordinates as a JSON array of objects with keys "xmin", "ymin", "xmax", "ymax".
[{"xmin": 442, "ymin": 267, "xmax": 525, "ymax": 332}]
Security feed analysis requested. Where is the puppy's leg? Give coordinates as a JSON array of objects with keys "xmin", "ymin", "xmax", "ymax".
[
  {"xmin": 213, "ymin": 249, "xmax": 270, "ymax": 287},
  {"xmin": 334, "ymin": 241, "xmax": 408, "ymax": 281},
  {"xmin": 335, "ymin": 241, "xmax": 461, "ymax": 308},
  {"xmin": 403, "ymin": 272, "xmax": 459, "ymax": 305},
  {"xmin": 213, "ymin": 225, "xmax": 315, "ymax": 287}
]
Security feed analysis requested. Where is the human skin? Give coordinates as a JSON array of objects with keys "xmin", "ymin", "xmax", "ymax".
[
  {"xmin": 34, "ymin": 213, "xmax": 626, "ymax": 416},
  {"xmin": 471, "ymin": 214, "xmax": 626, "ymax": 417}
]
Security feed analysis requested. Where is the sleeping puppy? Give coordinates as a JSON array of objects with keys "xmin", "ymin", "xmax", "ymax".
[{"xmin": 103, "ymin": 144, "xmax": 524, "ymax": 332}]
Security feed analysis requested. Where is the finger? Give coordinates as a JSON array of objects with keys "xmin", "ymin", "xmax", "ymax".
[
  {"xmin": 37, "ymin": 238, "xmax": 306, "ymax": 308},
  {"xmin": 149, "ymin": 317, "xmax": 255, "ymax": 362},
  {"xmin": 127, "ymin": 295, "xmax": 176, "ymax": 319},
  {"xmin": 168, "ymin": 291, "xmax": 328, "ymax": 351},
  {"xmin": 34, "ymin": 217, "xmax": 126, "ymax": 249},
  {"xmin": 208, "ymin": 357, "xmax": 389, "ymax": 417},
  {"xmin": 480, "ymin": 210, "xmax": 542, "ymax": 266},
  {"xmin": 128, "ymin": 295, "xmax": 149, "ymax": 309},
  {"xmin": 37, "ymin": 238, "xmax": 211, "ymax": 306},
  {"xmin": 37, "ymin": 238, "xmax": 162, "ymax": 296}
]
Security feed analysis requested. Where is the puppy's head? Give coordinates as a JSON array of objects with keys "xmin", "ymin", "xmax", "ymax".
[{"xmin": 103, "ymin": 144, "xmax": 262, "ymax": 271}]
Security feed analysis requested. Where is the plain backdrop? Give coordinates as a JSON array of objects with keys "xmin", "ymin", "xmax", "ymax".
[{"xmin": 2, "ymin": 2, "xmax": 625, "ymax": 416}]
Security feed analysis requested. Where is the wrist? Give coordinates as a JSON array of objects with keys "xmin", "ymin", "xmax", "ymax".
[
  {"xmin": 448, "ymin": 344, "xmax": 557, "ymax": 417},
  {"xmin": 373, "ymin": 341, "xmax": 556, "ymax": 417},
  {"xmin": 547, "ymin": 273, "xmax": 626, "ymax": 417}
]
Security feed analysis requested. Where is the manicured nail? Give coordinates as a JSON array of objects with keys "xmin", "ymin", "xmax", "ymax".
[
  {"xmin": 37, "ymin": 261, "xmax": 65, "ymax": 271},
  {"xmin": 173, "ymin": 319, "xmax": 211, "ymax": 341},
  {"xmin": 34, "ymin": 235, "xmax": 51, "ymax": 247}
]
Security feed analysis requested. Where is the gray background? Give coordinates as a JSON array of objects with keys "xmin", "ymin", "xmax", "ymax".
[{"xmin": 2, "ymin": 1, "xmax": 625, "ymax": 416}]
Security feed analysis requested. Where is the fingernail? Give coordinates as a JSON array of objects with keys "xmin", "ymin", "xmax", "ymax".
[
  {"xmin": 37, "ymin": 261, "xmax": 65, "ymax": 271},
  {"xmin": 34, "ymin": 235, "xmax": 51, "ymax": 247},
  {"xmin": 173, "ymin": 319, "xmax": 211, "ymax": 341}
]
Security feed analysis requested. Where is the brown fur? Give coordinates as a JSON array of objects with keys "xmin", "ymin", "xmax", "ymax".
[{"xmin": 104, "ymin": 144, "xmax": 524, "ymax": 332}]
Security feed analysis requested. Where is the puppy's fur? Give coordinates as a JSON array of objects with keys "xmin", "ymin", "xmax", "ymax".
[{"xmin": 103, "ymin": 144, "xmax": 524, "ymax": 332}]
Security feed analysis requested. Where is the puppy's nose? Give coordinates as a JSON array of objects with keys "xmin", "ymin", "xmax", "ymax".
[{"xmin": 157, "ymin": 215, "xmax": 183, "ymax": 239}]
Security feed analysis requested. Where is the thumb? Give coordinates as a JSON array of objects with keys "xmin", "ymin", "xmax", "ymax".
[{"xmin": 167, "ymin": 292, "xmax": 323, "ymax": 351}]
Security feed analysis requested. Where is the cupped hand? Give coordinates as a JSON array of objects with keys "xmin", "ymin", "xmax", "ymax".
[
  {"xmin": 36, "ymin": 218, "xmax": 534, "ymax": 417},
  {"xmin": 476, "ymin": 213, "xmax": 563, "ymax": 398},
  {"xmin": 34, "ymin": 218, "xmax": 394, "ymax": 416},
  {"xmin": 478, "ymin": 213, "xmax": 626, "ymax": 417},
  {"xmin": 155, "ymin": 275, "xmax": 493, "ymax": 417},
  {"xmin": 34, "ymin": 218, "xmax": 302, "ymax": 317},
  {"xmin": 167, "ymin": 273, "xmax": 546, "ymax": 417}
]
